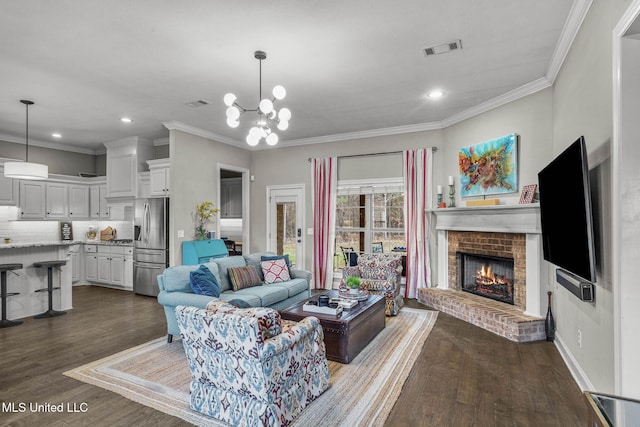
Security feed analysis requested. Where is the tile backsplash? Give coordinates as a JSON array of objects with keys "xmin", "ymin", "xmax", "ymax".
[{"xmin": 0, "ymin": 219, "xmax": 133, "ymax": 243}]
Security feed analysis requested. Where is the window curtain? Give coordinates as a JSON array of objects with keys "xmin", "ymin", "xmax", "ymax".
[
  {"xmin": 403, "ymin": 149, "xmax": 433, "ymax": 298},
  {"xmin": 312, "ymin": 157, "xmax": 337, "ymax": 289}
]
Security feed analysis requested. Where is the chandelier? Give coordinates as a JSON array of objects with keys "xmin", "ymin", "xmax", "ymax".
[
  {"xmin": 224, "ymin": 51, "xmax": 291, "ymax": 147},
  {"xmin": 4, "ymin": 100, "xmax": 48, "ymax": 180}
]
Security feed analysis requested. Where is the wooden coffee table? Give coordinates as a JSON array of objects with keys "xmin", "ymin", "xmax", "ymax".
[{"xmin": 280, "ymin": 290, "xmax": 385, "ymax": 364}]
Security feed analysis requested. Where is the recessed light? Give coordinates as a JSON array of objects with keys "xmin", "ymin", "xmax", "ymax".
[
  {"xmin": 427, "ymin": 90, "xmax": 444, "ymax": 99},
  {"xmin": 51, "ymin": 133, "xmax": 62, "ymax": 138},
  {"xmin": 120, "ymin": 117, "xmax": 132, "ymax": 123}
]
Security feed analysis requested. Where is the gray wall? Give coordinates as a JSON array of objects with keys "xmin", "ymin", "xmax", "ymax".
[
  {"xmin": 550, "ymin": 0, "xmax": 630, "ymax": 394},
  {"xmin": 249, "ymin": 131, "xmax": 446, "ymax": 271},
  {"xmin": 616, "ymin": 14, "xmax": 640, "ymax": 397},
  {"xmin": 1, "ymin": 140, "xmax": 99, "ymax": 176},
  {"xmin": 168, "ymin": 130, "xmax": 251, "ymax": 266},
  {"xmin": 441, "ymin": 88, "xmax": 554, "ymax": 206}
]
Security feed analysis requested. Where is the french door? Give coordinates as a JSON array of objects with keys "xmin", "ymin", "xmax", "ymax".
[{"xmin": 267, "ymin": 185, "xmax": 304, "ymax": 269}]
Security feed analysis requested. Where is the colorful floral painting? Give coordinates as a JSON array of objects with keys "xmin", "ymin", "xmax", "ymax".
[{"xmin": 459, "ymin": 133, "xmax": 518, "ymax": 197}]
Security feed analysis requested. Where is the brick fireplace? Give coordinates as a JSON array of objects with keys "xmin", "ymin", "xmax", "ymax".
[
  {"xmin": 418, "ymin": 205, "xmax": 548, "ymax": 342},
  {"xmin": 448, "ymin": 231, "xmax": 525, "ymax": 309}
]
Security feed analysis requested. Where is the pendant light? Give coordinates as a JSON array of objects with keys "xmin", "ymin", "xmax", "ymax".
[
  {"xmin": 224, "ymin": 51, "xmax": 291, "ymax": 147},
  {"xmin": 4, "ymin": 100, "xmax": 48, "ymax": 180}
]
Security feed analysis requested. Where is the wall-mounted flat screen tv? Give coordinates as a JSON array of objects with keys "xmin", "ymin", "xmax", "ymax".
[{"xmin": 538, "ymin": 136, "xmax": 596, "ymax": 283}]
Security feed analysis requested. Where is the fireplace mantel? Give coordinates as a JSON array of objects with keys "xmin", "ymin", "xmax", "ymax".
[
  {"xmin": 429, "ymin": 204, "xmax": 541, "ymax": 234},
  {"xmin": 430, "ymin": 203, "xmax": 547, "ymax": 318}
]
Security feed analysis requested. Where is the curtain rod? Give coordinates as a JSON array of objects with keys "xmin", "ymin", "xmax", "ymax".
[{"xmin": 307, "ymin": 147, "xmax": 437, "ymax": 162}]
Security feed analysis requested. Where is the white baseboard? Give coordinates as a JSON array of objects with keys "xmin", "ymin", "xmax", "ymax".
[{"xmin": 554, "ymin": 332, "xmax": 595, "ymax": 392}]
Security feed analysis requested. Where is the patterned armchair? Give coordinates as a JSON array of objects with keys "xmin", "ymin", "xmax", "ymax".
[
  {"xmin": 176, "ymin": 301, "xmax": 330, "ymax": 427},
  {"xmin": 341, "ymin": 253, "xmax": 404, "ymax": 316}
]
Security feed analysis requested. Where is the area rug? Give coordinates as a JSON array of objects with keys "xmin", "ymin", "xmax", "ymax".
[{"xmin": 64, "ymin": 308, "xmax": 437, "ymax": 426}]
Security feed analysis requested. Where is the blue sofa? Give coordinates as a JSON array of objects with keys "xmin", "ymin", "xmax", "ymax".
[{"xmin": 157, "ymin": 252, "xmax": 312, "ymax": 342}]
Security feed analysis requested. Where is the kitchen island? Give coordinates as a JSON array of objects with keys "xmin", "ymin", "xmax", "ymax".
[{"xmin": 0, "ymin": 241, "xmax": 79, "ymax": 320}]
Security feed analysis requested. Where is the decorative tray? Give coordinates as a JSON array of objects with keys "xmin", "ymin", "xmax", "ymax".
[
  {"xmin": 302, "ymin": 303, "xmax": 343, "ymax": 316},
  {"xmin": 337, "ymin": 289, "xmax": 370, "ymax": 301}
]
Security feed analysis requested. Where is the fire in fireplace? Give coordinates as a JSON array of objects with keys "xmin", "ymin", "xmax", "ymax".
[{"xmin": 457, "ymin": 252, "xmax": 515, "ymax": 305}]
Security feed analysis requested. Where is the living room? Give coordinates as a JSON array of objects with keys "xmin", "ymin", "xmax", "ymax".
[{"xmin": 2, "ymin": 0, "xmax": 640, "ymax": 425}]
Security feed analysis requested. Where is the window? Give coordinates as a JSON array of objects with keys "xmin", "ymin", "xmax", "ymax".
[{"xmin": 334, "ymin": 179, "xmax": 405, "ymax": 270}]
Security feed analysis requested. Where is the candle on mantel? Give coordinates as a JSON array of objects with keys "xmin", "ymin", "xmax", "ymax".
[
  {"xmin": 437, "ymin": 185, "xmax": 443, "ymax": 195},
  {"xmin": 448, "ymin": 175, "xmax": 454, "ymax": 185}
]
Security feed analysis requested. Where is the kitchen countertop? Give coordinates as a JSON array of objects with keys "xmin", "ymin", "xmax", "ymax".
[
  {"xmin": 0, "ymin": 240, "xmax": 84, "ymax": 249},
  {"xmin": 0, "ymin": 240, "xmax": 134, "ymax": 249},
  {"xmin": 83, "ymin": 240, "xmax": 134, "ymax": 246}
]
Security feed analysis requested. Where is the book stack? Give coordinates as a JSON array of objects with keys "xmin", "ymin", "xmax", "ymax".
[{"xmin": 330, "ymin": 298, "xmax": 358, "ymax": 309}]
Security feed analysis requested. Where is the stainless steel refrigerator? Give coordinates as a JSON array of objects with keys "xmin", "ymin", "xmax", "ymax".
[{"xmin": 133, "ymin": 198, "xmax": 169, "ymax": 296}]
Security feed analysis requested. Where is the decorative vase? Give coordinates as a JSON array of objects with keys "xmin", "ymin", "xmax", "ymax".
[
  {"xmin": 545, "ymin": 291, "xmax": 555, "ymax": 342},
  {"xmin": 195, "ymin": 227, "xmax": 207, "ymax": 241},
  {"xmin": 349, "ymin": 287, "xmax": 359, "ymax": 295}
]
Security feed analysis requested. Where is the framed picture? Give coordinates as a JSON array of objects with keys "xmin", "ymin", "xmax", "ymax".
[
  {"xmin": 59, "ymin": 221, "xmax": 73, "ymax": 241},
  {"xmin": 459, "ymin": 133, "xmax": 518, "ymax": 197},
  {"xmin": 519, "ymin": 184, "xmax": 537, "ymax": 204}
]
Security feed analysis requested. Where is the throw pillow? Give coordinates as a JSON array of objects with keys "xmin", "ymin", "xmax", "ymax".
[
  {"xmin": 189, "ymin": 265, "xmax": 221, "ymax": 297},
  {"xmin": 228, "ymin": 265, "xmax": 263, "ymax": 291},
  {"xmin": 261, "ymin": 254, "xmax": 293, "ymax": 275},
  {"xmin": 261, "ymin": 258, "xmax": 291, "ymax": 284}
]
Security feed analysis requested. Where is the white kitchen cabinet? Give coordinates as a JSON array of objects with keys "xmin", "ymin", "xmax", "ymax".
[
  {"xmin": 106, "ymin": 153, "xmax": 136, "ymax": 198},
  {"xmin": 147, "ymin": 158, "xmax": 170, "ymax": 197},
  {"xmin": 90, "ymin": 184, "xmax": 110, "ymax": 219},
  {"xmin": 220, "ymin": 177, "xmax": 242, "ymax": 218},
  {"xmin": 138, "ymin": 172, "xmax": 150, "ymax": 199},
  {"xmin": 45, "ymin": 182, "xmax": 68, "ymax": 219},
  {"xmin": 19, "ymin": 181, "xmax": 46, "ymax": 219},
  {"xmin": 0, "ymin": 168, "xmax": 18, "ymax": 206},
  {"xmin": 70, "ymin": 245, "xmax": 81, "ymax": 283},
  {"xmin": 93, "ymin": 245, "xmax": 129, "ymax": 288},
  {"xmin": 124, "ymin": 247, "xmax": 133, "ymax": 289},
  {"xmin": 85, "ymin": 245, "xmax": 98, "ymax": 282},
  {"xmin": 68, "ymin": 184, "xmax": 90, "ymax": 219},
  {"xmin": 109, "ymin": 251, "xmax": 125, "ymax": 287},
  {"xmin": 104, "ymin": 137, "xmax": 153, "ymax": 199},
  {"xmin": 20, "ymin": 179, "xmax": 94, "ymax": 220}
]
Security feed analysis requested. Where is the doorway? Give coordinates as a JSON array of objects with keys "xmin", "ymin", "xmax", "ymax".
[
  {"xmin": 267, "ymin": 185, "xmax": 304, "ymax": 269},
  {"xmin": 217, "ymin": 164, "xmax": 250, "ymax": 254}
]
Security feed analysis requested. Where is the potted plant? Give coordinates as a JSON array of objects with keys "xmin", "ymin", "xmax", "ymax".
[
  {"xmin": 194, "ymin": 201, "xmax": 220, "ymax": 240},
  {"xmin": 345, "ymin": 276, "xmax": 361, "ymax": 295}
]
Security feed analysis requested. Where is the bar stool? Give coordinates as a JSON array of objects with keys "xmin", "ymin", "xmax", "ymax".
[
  {"xmin": 33, "ymin": 260, "xmax": 67, "ymax": 318},
  {"xmin": 0, "ymin": 263, "xmax": 23, "ymax": 328}
]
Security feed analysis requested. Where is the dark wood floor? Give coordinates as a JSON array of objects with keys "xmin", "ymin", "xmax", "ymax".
[{"xmin": 0, "ymin": 286, "xmax": 587, "ymax": 426}]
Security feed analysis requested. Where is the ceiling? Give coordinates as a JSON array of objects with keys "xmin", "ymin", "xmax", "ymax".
[{"xmin": 0, "ymin": 0, "xmax": 582, "ymax": 154}]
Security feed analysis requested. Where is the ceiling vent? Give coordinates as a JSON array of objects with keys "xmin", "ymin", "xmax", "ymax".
[
  {"xmin": 185, "ymin": 100, "xmax": 209, "ymax": 108},
  {"xmin": 423, "ymin": 39, "xmax": 462, "ymax": 56}
]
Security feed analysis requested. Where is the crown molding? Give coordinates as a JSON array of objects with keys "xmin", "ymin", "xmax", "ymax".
[
  {"xmin": 163, "ymin": 121, "xmax": 244, "ymax": 148},
  {"xmin": 161, "ymin": 76, "xmax": 552, "ymax": 151},
  {"xmin": 0, "ymin": 133, "xmax": 97, "ymax": 155},
  {"xmin": 266, "ymin": 121, "xmax": 445, "ymax": 150},
  {"xmin": 546, "ymin": 0, "xmax": 593, "ymax": 83}
]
